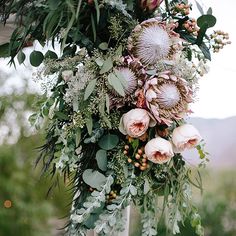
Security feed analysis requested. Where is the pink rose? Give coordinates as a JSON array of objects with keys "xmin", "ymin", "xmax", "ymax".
[
  {"xmin": 119, "ymin": 108, "xmax": 156, "ymax": 138},
  {"xmin": 172, "ymin": 124, "xmax": 202, "ymax": 152},
  {"xmin": 145, "ymin": 137, "xmax": 174, "ymax": 164}
]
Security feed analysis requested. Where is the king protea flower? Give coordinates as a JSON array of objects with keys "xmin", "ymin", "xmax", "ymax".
[
  {"xmin": 144, "ymin": 71, "xmax": 193, "ymax": 125},
  {"xmin": 140, "ymin": 0, "xmax": 164, "ymax": 12},
  {"xmin": 128, "ymin": 18, "xmax": 180, "ymax": 65}
]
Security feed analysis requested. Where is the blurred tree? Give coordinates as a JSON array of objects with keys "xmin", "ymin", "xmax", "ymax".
[{"xmin": 0, "ymin": 69, "xmax": 71, "ymax": 236}]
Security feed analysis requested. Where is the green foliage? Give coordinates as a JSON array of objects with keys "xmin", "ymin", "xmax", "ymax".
[
  {"xmin": 98, "ymin": 134, "xmax": 119, "ymax": 150},
  {"xmin": 30, "ymin": 51, "xmax": 44, "ymax": 67},
  {"xmin": 96, "ymin": 149, "xmax": 108, "ymax": 171},
  {"xmin": 82, "ymin": 169, "xmax": 107, "ymax": 190},
  {"xmin": 84, "ymin": 79, "xmax": 97, "ymax": 100},
  {"xmin": 69, "ymin": 175, "xmax": 114, "ymax": 229}
]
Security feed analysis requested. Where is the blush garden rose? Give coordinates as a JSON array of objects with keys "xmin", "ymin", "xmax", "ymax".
[
  {"xmin": 119, "ymin": 108, "xmax": 156, "ymax": 138},
  {"xmin": 172, "ymin": 124, "xmax": 202, "ymax": 152},
  {"xmin": 144, "ymin": 137, "xmax": 174, "ymax": 164}
]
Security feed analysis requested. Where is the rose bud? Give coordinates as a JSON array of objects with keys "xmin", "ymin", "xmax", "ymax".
[
  {"xmin": 119, "ymin": 108, "xmax": 156, "ymax": 138},
  {"xmin": 172, "ymin": 124, "xmax": 202, "ymax": 152},
  {"xmin": 140, "ymin": 0, "xmax": 164, "ymax": 12},
  {"xmin": 144, "ymin": 137, "xmax": 174, "ymax": 164}
]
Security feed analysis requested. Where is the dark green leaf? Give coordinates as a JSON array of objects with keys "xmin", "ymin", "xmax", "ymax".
[
  {"xmin": 199, "ymin": 43, "xmax": 211, "ymax": 60},
  {"xmin": 196, "ymin": 23, "xmax": 208, "ymax": 46},
  {"xmin": 54, "ymin": 111, "xmax": 69, "ymax": 120},
  {"xmin": 197, "ymin": 14, "xmax": 216, "ymax": 28},
  {"xmin": 17, "ymin": 50, "xmax": 26, "ymax": 64},
  {"xmin": 82, "ymin": 169, "xmax": 106, "ymax": 190},
  {"xmin": 84, "ymin": 79, "xmax": 97, "ymax": 100},
  {"xmin": 30, "ymin": 51, "xmax": 44, "ymax": 67},
  {"xmin": 91, "ymin": 13, "xmax": 96, "ymax": 42},
  {"xmin": 96, "ymin": 149, "xmax": 107, "ymax": 171},
  {"xmin": 0, "ymin": 43, "xmax": 10, "ymax": 58},
  {"xmin": 45, "ymin": 50, "xmax": 58, "ymax": 59},
  {"xmin": 98, "ymin": 134, "xmax": 119, "ymax": 150}
]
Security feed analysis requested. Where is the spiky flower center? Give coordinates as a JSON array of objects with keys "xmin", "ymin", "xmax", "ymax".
[
  {"xmin": 118, "ymin": 68, "xmax": 137, "ymax": 94},
  {"xmin": 137, "ymin": 25, "xmax": 171, "ymax": 65},
  {"xmin": 156, "ymin": 83, "xmax": 180, "ymax": 109}
]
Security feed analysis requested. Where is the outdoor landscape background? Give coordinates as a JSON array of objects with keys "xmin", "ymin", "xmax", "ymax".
[{"xmin": 0, "ymin": 0, "xmax": 236, "ymax": 235}]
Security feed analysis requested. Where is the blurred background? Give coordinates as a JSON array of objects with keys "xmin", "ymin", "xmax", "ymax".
[{"xmin": 0, "ymin": 0, "xmax": 235, "ymax": 235}]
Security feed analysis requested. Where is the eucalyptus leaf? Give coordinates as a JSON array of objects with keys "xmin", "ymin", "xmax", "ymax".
[
  {"xmin": 130, "ymin": 185, "xmax": 137, "ymax": 196},
  {"xmin": 108, "ymin": 73, "xmax": 125, "ymax": 97},
  {"xmin": 95, "ymin": 58, "xmax": 104, "ymax": 67},
  {"xmin": 99, "ymin": 42, "xmax": 108, "ymax": 50},
  {"xmin": 144, "ymin": 178, "xmax": 150, "ymax": 194},
  {"xmin": 207, "ymin": 7, "xmax": 213, "ymax": 15},
  {"xmin": 115, "ymin": 45, "xmax": 123, "ymax": 56},
  {"xmin": 45, "ymin": 50, "xmax": 58, "ymax": 59},
  {"xmin": 197, "ymin": 14, "xmax": 216, "ymax": 28},
  {"xmin": 30, "ymin": 51, "xmax": 44, "ymax": 67},
  {"xmin": 86, "ymin": 115, "xmax": 93, "ymax": 135},
  {"xmin": 98, "ymin": 134, "xmax": 119, "ymax": 150},
  {"xmin": 84, "ymin": 79, "xmax": 97, "ymax": 100},
  {"xmin": 17, "ymin": 50, "xmax": 26, "ymax": 64},
  {"xmin": 99, "ymin": 57, "xmax": 113, "ymax": 74},
  {"xmin": 195, "ymin": 0, "xmax": 204, "ymax": 15},
  {"xmin": 82, "ymin": 169, "xmax": 106, "ymax": 190},
  {"xmin": 96, "ymin": 149, "xmax": 107, "ymax": 171},
  {"xmin": 114, "ymin": 69, "xmax": 128, "ymax": 87}
]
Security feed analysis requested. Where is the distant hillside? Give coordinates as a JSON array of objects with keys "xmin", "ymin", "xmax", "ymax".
[{"xmin": 183, "ymin": 116, "xmax": 236, "ymax": 168}]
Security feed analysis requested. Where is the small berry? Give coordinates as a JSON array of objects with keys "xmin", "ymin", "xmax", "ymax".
[
  {"xmin": 134, "ymin": 162, "xmax": 140, "ymax": 168},
  {"xmin": 128, "ymin": 158, "xmax": 132, "ymax": 163},
  {"xmin": 138, "ymin": 149, "xmax": 143, "ymax": 155},
  {"xmin": 140, "ymin": 166, "xmax": 146, "ymax": 171}
]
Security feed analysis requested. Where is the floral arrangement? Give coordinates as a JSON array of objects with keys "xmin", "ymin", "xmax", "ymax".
[{"xmin": 0, "ymin": 0, "xmax": 230, "ymax": 235}]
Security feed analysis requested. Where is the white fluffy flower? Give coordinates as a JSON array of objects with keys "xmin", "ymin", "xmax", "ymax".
[
  {"xmin": 119, "ymin": 108, "xmax": 156, "ymax": 138},
  {"xmin": 172, "ymin": 124, "xmax": 201, "ymax": 152},
  {"xmin": 62, "ymin": 70, "xmax": 73, "ymax": 81},
  {"xmin": 145, "ymin": 137, "xmax": 174, "ymax": 164}
]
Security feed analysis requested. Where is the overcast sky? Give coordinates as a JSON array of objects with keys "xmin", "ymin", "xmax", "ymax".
[
  {"xmin": 190, "ymin": 0, "xmax": 236, "ymax": 118},
  {"xmin": 0, "ymin": 0, "xmax": 235, "ymax": 119}
]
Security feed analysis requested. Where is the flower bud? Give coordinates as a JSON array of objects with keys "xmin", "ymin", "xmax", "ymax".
[{"xmin": 140, "ymin": 0, "xmax": 164, "ymax": 12}]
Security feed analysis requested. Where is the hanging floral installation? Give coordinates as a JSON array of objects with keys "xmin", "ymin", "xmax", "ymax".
[{"xmin": 0, "ymin": 0, "xmax": 231, "ymax": 235}]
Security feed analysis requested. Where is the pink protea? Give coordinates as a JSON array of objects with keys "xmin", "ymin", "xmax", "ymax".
[
  {"xmin": 144, "ymin": 71, "xmax": 194, "ymax": 125},
  {"xmin": 140, "ymin": 0, "xmax": 164, "ymax": 12},
  {"xmin": 128, "ymin": 18, "xmax": 180, "ymax": 66}
]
